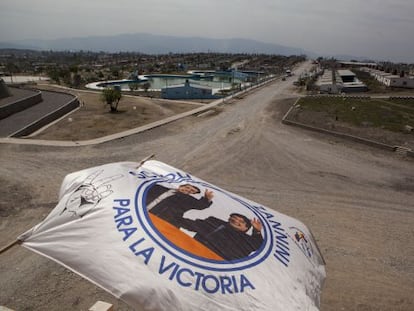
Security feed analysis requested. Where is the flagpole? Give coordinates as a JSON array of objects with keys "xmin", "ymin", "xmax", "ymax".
[
  {"xmin": 136, "ymin": 154, "xmax": 155, "ymax": 169},
  {"xmin": 0, "ymin": 239, "xmax": 21, "ymax": 255},
  {"xmin": 1, "ymin": 156, "xmax": 155, "ymax": 255}
]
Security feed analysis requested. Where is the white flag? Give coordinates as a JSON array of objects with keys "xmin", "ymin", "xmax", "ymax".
[{"xmin": 19, "ymin": 160, "xmax": 326, "ymax": 310}]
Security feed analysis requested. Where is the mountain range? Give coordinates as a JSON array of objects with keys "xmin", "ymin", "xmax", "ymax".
[{"xmin": 0, "ymin": 33, "xmax": 311, "ymax": 56}]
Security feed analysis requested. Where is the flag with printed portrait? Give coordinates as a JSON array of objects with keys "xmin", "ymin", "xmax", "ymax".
[{"xmin": 19, "ymin": 160, "xmax": 326, "ymax": 311}]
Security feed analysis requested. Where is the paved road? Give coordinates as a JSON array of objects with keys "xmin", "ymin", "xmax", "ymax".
[
  {"xmin": 0, "ymin": 89, "xmax": 74, "ymax": 137},
  {"xmin": 0, "ymin": 61, "xmax": 413, "ymax": 311},
  {"xmin": 0, "ymin": 87, "xmax": 37, "ymax": 107}
]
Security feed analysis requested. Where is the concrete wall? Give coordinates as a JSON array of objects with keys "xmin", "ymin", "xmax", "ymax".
[
  {"xmin": 281, "ymin": 118, "xmax": 396, "ymax": 151},
  {"xmin": 11, "ymin": 98, "xmax": 79, "ymax": 137},
  {"xmin": 0, "ymin": 91, "xmax": 42, "ymax": 120}
]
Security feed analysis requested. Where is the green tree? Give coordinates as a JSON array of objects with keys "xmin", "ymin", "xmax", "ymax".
[
  {"xmin": 129, "ymin": 83, "xmax": 139, "ymax": 91},
  {"xmin": 6, "ymin": 62, "xmax": 19, "ymax": 83},
  {"xmin": 61, "ymin": 69, "xmax": 72, "ymax": 86},
  {"xmin": 101, "ymin": 87, "xmax": 122, "ymax": 112},
  {"xmin": 46, "ymin": 68, "xmax": 61, "ymax": 84},
  {"xmin": 69, "ymin": 65, "xmax": 79, "ymax": 73},
  {"xmin": 111, "ymin": 68, "xmax": 120, "ymax": 78},
  {"xmin": 142, "ymin": 82, "xmax": 151, "ymax": 92},
  {"xmin": 72, "ymin": 73, "xmax": 83, "ymax": 87}
]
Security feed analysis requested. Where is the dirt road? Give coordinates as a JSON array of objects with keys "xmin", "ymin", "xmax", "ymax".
[{"xmin": 0, "ymin": 62, "xmax": 413, "ymax": 310}]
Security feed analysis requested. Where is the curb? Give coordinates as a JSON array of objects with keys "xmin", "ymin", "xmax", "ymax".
[
  {"xmin": 282, "ymin": 99, "xmax": 413, "ymax": 158},
  {"xmin": 0, "ymin": 77, "xmax": 280, "ymax": 147}
]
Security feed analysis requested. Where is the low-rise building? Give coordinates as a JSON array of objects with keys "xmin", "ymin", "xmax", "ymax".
[
  {"xmin": 316, "ymin": 69, "xmax": 367, "ymax": 93},
  {"xmin": 337, "ymin": 70, "xmax": 367, "ymax": 93},
  {"xmin": 383, "ymin": 75, "xmax": 414, "ymax": 88},
  {"xmin": 363, "ymin": 68, "xmax": 414, "ymax": 89},
  {"xmin": 161, "ymin": 80, "xmax": 221, "ymax": 100}
]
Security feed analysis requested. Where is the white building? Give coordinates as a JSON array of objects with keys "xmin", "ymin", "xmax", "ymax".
[
  {"xmin": 383, "ymin": 76, "xmax": 414, "ymax": 88},
  {"xmin": 337, "ymin": 70, "xmax": 367, "ymax": 93},
  {"xmin": 363, "ymin": 68, "xmax": 414, "ymax": 89},
  {"xmin": 316, "ymin": 69, "xmax": 367, "ymax": 93}
]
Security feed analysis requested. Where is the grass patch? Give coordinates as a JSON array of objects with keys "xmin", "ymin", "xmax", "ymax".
[
  {"xmin": 387, "ymin": 98, "xmax": 414, "ymax": 110},
  {"xmin": 297, "ymin": 96, "xmax": 414, "ymax": 133}
]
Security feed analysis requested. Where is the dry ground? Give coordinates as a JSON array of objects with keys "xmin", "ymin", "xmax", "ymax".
[
  {"xmin": 31, "ymin": 86, "xmax": 204, "ymax": 140},
  {"xmin": 30, "ymin": 85, "xmax": 414, "ymax": 151},
  {"xmin": 1, "ymin": 74, "xmax": 413, "ymax": 311}
]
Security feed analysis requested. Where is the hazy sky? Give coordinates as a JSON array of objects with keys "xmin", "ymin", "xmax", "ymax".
[{"xmin": 1, "ymin": 0, "xmax": 413, "ymax": 62}]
